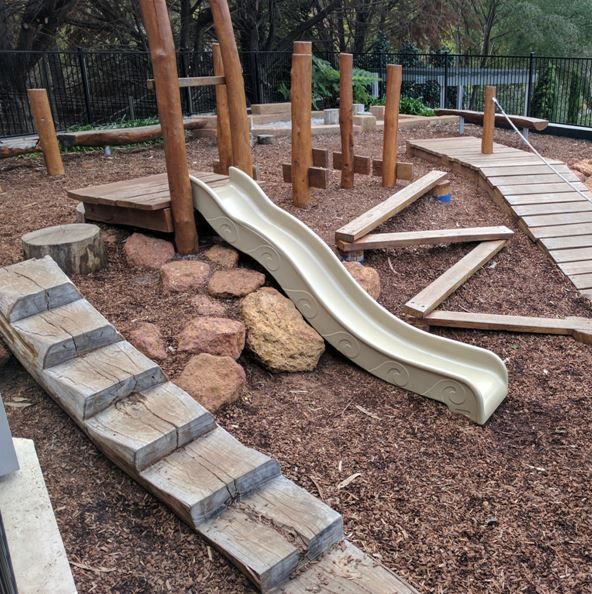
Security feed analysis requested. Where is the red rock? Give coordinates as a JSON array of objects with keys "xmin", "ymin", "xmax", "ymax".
[
  {"xmin": 178, "ymin": 316, "xmax": 245, "ymax": 359},
  {"xmin": 190, "ymin": 295, "xmax": 227, "ymax": 316},
  {"xmin": 160, "ymin": 260, "xmax": 210, "ymax": 293},
  {"xmin": 343, "ymin": 261, "xmax": 381, "ymax": 299},
  {"xmin": 128, "ymin": 322, "xmax": 167, "ymax": 360},
  {"xmin": 204, "ymin": 244, "xmax": 239, "ymax": 268},
  {"xmin": 175, "ymin": 353, "xmax": 246, "ymax": 411},
  {"xmin": 208, "ymin": 269, "xmax": 266, "ymax": 298},
  {"xmin": 124, "ymin": 233, "xmax": 175, "ymax": 270}
]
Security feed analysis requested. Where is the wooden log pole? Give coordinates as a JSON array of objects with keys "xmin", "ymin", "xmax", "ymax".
[
  {"xmin": 210, "ymin": 0, "xmax": 253, "ymax": 176},
  {"xmin": 139, "ymin": 0, "xmax": 197, "ymax": 254},
  {"xmin": 212, "ymin": 43, "xmax": 233, "ymax": 174},
  {"xmin": 291, "ymin": 42, "xmax": 313, "ymax": 208},
  {"xmin": 339, "ymin": 53, "xmax": 354, "ymax": 189},
  {"xmin": 382, "ymin": 65, "xmax": 402, "ymax": 188},
  {"xmin": 27, "ymin": 89, "xmax": 64, "ymax": 176},
  {"xmin": 482, "ymin": 85, "xmax": 496, "ymax": 154}
]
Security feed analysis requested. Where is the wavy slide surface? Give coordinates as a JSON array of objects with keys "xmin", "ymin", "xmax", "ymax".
[{"xmin": 191, "ymin": 169, "xmax": 508, "ymax": 424}]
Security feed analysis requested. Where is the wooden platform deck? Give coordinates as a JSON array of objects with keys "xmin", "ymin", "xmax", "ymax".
[
  {"xmin": 68, "ymin": 172, "xmax": 229, "ymax": 233},
  {"xmin": 407, "ymin": 136, "xmax": 592, "ymax": 297}
]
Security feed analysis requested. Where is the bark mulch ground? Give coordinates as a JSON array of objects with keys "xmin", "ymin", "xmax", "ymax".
[{"xmin": 1, "ymin": 122, "xmax": 591, "ymax": 594}]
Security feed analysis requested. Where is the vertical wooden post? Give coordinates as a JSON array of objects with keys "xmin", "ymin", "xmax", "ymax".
[
  {"xmin": 291, "ymin": 41, "xmax": 313, "ymax": 208},
  {"xmin": 27, "ymin": 89, "xmax": 64, "ymax": 176},
  {"xmin": 339, "ymin": 53, "xmax": 354, "ymax": 189},
  {"xmin": 210, "ymin": 0, "xmax": 253, "ymax": 176},
  {"xmin": 213, "ymin": 42, "xmax": 233, "ymax": 174},
  {"xmin": 382, "ymin": 64, "xmax": 402, "ymax": 188},
  {"xmin": 139, "ymin": 0, "xmax": 197, "ymax": 254},
  {"xmin": 482, "ymin": 85, "xmax": 496, "ymax": 154}
]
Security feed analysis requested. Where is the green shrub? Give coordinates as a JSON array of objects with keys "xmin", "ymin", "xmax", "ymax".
[{"xmin": 531, "ymin": 63, "xmax": 558, "ymax": 120}]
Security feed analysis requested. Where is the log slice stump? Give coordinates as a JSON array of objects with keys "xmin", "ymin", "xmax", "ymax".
[{"xmin": 22, "ymin": 224, "xmax": 106, "ymax": 275}]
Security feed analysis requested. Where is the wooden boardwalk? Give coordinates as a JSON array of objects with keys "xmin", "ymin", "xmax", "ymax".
[{"xmin": 407, "ymin": 136, "xmax": 592, "ymax": 297}]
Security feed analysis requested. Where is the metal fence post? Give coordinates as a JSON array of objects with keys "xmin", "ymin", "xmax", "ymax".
[
  {"xmin": 443, "ymin": 51, "xmax": 449, "ymax": 108},
  {"xmin": 180, "ymin": 51, "xmax": 194, "ymax": 115},
  {"xmin": 526, "ymin": 51, "xmax": 536, "ymax": 117},
  {"xmin": 252, "ymin": 52, "xmax": 263, "ymax": 105},
  {"xmin": 77, "ymin": 47, "xmax": 93, "ymax": 124}
]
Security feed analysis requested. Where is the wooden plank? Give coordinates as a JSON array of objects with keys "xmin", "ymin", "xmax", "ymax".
[
  {"xmin": 337, "ymin": 226, "xmax": 514, "ymax": 252},
  {"xmin": 522, "ymin": 212, "xmax": 592, "ymax": 228},
  {"xmin": 83, "ymin": 202, "xmax": 175, "ymax": 233},
  {"xmin": 559, "ymin": 260, "xmax": 592, "ymax": 275},
  {"xmin": 530, "ymin": 222, "xmax": 592, "ymax": 239},
  {"xmin": 140, "ymin": 426, "xmax": 280, "ymax": 526},
  {"xmin": 513, "ymin": 201, "xmax": 592, "ymax": 217},
  {"xmin": 481, "ymin": 164, "xmax": 572, "ymax": 177},
  {"xmin": 335, "ymin": 170, "xmax": 448, "ymax": 242},
  {"xmin": 372, "ymin": 160, "xmax": 414, "ymax": 181},
  {"xmin": 542, "ymin": 235, "xmax": 592, "ymax": 251},
  {"xmin": 282, "ymin": 164, "xmax": 329, "ymax": 189},
  {"xmin": 86, "ymin": 382, "xmax": 215, "ymax": 471},
  {"xmin": 569, "ymin": 273, "xmax": 592, "ymax": 290},
  {"xmin": 280, "ymin": 540, "xmax": 419, "ymax": 594},
  {"xmin": 312, "ymin": 147, "xmax": 329, "ymax": 168},
  {"xmin": 333, "ymin": 151, "xmax": 371, "ymax": 175},
  {"xmin": 434, "ymin": 108, "xmax": 549, "ymax": 131},
  {"xmin": 466, "ymin": 156, "xmax": 563, "ymax": 167},
  {"xmin": 506, "ymin": 192, "xmax": 590, "ymax": 206},
  {"xmin": 147, "ymin": 75, "xmax": 225, "ymax": 89},
  {"xmin": 488, "ymin": 173, "xmax": 579, "ymax": 187},
  {"xmin": 550, "ymin": 247, "xmax": 592, "ymax": 263},
  {"xmin": 497, "ymin": 182, "xmax": 587, "ymax": 196},
  {"xmin": 404, "ymin": 240, "xmax": 506, "ymax": 317}
]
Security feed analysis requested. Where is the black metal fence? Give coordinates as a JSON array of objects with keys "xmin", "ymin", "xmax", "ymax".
[{"xmin": 1, "ymin": 49, "xmax": 591, "ymax": 137}]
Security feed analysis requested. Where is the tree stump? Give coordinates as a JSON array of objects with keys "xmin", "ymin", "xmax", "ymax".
[{"xmin": 22, "ymin": 224, "xmax": 106, "ymax": 275}]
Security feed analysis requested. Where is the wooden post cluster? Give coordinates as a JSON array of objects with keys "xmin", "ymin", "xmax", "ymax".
[
  {"xmin": 27, "ymin": 89, "xmax": 64, "ymax": 176},
  {"xmin": 139, "ymin": 0, "xmax": 197, "ymax": 254},
  {"xmin": 339, "ymin": 53, "xmax": 354, "ymax": 189},
  {"xmin": 212, "ymin": 43, "xmax": 233, "ymax": 174},
  {"xmin": 291, "ymin": 41, "xmax": 313, "ymax": 207},
  {"xmin": 210, "ymin": 0, "xmax": 253, "ymax": 176},
  {"xmin": 382, "ymin": 65, "xmax": 402, "ymax": 188},
  {"xmin": 481, "ymin": 85, "xmax": 496, "ymax": 154}
]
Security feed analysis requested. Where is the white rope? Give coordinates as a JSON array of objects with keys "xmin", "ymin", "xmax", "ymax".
[{"xmin": 492, "ymin": 96, "xmax": 592, "ymax": 203}]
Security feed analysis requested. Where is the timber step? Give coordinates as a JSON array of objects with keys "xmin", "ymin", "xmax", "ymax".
[
  {"xmin": 140, "ymin": 426, "xmax": 280, "ymax": 526},
  {"xmin": 43, "ymin": 341, "xmax": 166, "ymax": 421},
  {"xmin": 86, "ymin": 382, "xmax": 216, "ymax": 471},
  {"xmin": 11, "ymin": 299, "xmax": 121, "ymax": 368},
  {"xmin": 0, "ymin": 255, "xmax": 80, "ymax": 322}
]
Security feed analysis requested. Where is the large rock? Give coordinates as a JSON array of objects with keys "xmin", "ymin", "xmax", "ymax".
[
  {"xmin": 571, "ymin": 160, "xmax": 592, "ymax": 177},
  {"xmin": 128, "ymin": 322, "xmax": 167, "ymax": 360},
  {"xmin": 177, "ymin": 317, "xmax": 245, "ymax": 359},
  {"xmin": 204, "ymin": 244, "xmax": 239, "ymax": 268},
  {"xmin": 208, "ymin": 269, "xmax": 266, "ymax": 298},
  {"xmin": 175, "ymin": 353, "xmax": 246, "ymax": 411},
  {"xmin": 0, "ymin": 339, "xmax": 11, "ymax": 367},
  {"xmin": 160, "ymin": 260, "xmax": 210, "ymax": 293},
  {"xmin": 343, "ymin": 261, "xmax": 381, "ymax": 299},
  {"xmin": 191, "ymin": 295, "xmax": 227, "ymax": 316},
  {"xmin": 240, "ymin": 288, "xmax": 325, "ymax": 372},
  {"xmin": 124, "ymin": 233, "xmax": 175, "ymax": 270}
]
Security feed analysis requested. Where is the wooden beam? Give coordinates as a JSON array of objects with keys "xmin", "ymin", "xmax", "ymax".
[
  {"xmin": 312, "ymin": 147, "xmax": 329, "ymax": 168},
  {"xmin": 139, "ymin": 0, "xmax": 197, "ymax": 254},
  {"xmin": 404, "ymin": 240, "xmax": 507, "ymax": 317},
  {"xmin": 333, "ymin": 152, "xmax": 371, "ymax": 175},
  {"xmin": 335, "ymin": 170, "xmax": 448, "ymax": 242},
  {"xmin": 336, "ymin": 226, "xmax": 514, "ymax": 252},
  {"xmin": 212, "ymin": 43, "xmax": 233, "ymax": 175},
  {"xmin": 291, "ymin": 42, "xmax": 313, "ymax": 207},
  {"xmin": 434, "ymin": 109, "xmax": 548, "ymax": 131},
  {"xmin": 481, "ymin": 86, "xmax": 495, "ymax": 154},
  {"xmin": 372, "ymin": 160, "xmax": 414, "ymax": 181},
  {"xmin": 210, "ymin": 0, "xmax": 253, "ymax": 176},
  {"xmin": 83, "ymin": 202, "xmax": 174, "ymax": 233},
  {"xmin": 27, "ymin": 89, "xmax": 64, "ymax": 176},
  {"xmin": 147, "ymin": 75, "xmax": 225, "ymax": 90},
  {"xmin": 382, "ymin": 64, "xmax": 402, "ymax": 187},
  {"xmin": 339, "ymin": 53, "xmax": 354, "ymax": 189},
  {"xmin": 282, "ymin": 164, "xmax": 328, "ymax": 189}
]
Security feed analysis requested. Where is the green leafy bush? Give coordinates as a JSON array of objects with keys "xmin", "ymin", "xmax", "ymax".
[
  {"xmin": 399, "ymin": 96, "xmax": 435, "ymax": 116},
  {"xmin": 531, "ymin": 63, "xmax": 558, "ymax": 120}
]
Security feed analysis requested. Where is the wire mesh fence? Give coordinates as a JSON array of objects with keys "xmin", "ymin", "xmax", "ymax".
[{"xmin": 1, "ymin": 49, "xmax": 591, "ymax": 137}]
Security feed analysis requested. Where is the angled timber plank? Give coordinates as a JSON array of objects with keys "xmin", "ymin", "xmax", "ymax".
[
  {"xmin": 404, "ymin": 241, "xmax": 507, "ymax": 317},
  {"xmin": 335, "ymin": 171, "xmax": 448, "ymax": 242}
]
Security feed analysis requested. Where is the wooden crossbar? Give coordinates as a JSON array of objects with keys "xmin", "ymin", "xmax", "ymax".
[
  {"xmin": 434, "ymin": 109, "xmax": 548, "ymax": 131},
  {"xmin": 147, "ymin": 75, "xmax": 225, "ymax": 90},
  {"xmin": 282, "ymin": 164, "xmax": 329, "ymax": 189}
]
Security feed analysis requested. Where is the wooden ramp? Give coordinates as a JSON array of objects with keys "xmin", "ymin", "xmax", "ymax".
[
  {"xmin": 408, "ymin": 136, "xmax": 592, "ymax": 296},
  {"xmin": 0, "ymin": 256, "xmax": 417, "ymax": 594},
  {"xmin": 68, "ymin": 172, "xmax": 229, "ymax": 233}
]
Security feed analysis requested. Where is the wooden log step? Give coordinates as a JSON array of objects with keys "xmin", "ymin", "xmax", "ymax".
[
  {"xmin": 506, "ymin": 192, "xmax": 591, "ymax": 206},
  {"xmin": 335, "ymin": 170, "xmax": 448, "ymax": 242},
  {"xmin": 513, "ymin": 201, "xmax": 592, "ymax": 217},
  {"xmin": 279, "ymin": 540, "xmax": 419, "ymax": 593},
  {"xmin": 558, "ymin": 261, "xmax": 592, "ymax": 275},
  {"xmin": 139, "ymin": 426, "xmax": 280, "ymax": 526},
  {"xmin": 522, "ymin": 212, "xmax": 592, "ymax": 228},
  {"xmin": 550, "ymin": 247, "xmax": 592, "ymax": 263},
  {"xmin": 337, "ymin": 226, "xmax": 514, "ymax": 252},
  {"xmin": 404, "ymin": 240, "xmax": 506, "ymax": 317},
  {"xmin": 86, "ymin": 382, "xmax": 215, "ymax": 472},
  {"xmin": 43, "ymin": 341, "xmax": 166, "ymax": 421},
  {"xmin": 497, "ymin": 182, "xmax": 587, "ymax": 196},
  {"xmin": 11, "ymin": 299, "xmax": 120, "ymax": 368},
  {"xmin": 530, "ymin": 222, "xmax": 592, "ymax": 239},
  {"xmin": 240, "ymin": 476, "xmax": 343, "ymax": 561},
  {"xmin": 0, "ymin": 256, "xmax": 81, "ymax": 323},
  {"xmin": 199, "ymin": 506, "xmax": 300, "ymax": 593},
  {"xmin": 488, "ymin": 173, "xmax": 580, "ymax": 187},
  {"xmin": 542, "ymin": 235, "xmax": 592, "ymax": 251}
]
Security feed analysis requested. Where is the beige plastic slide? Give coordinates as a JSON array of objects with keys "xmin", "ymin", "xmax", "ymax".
[{"xmin": 191, "ymin": 168, "xmax": 508, "ymax": 424}]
